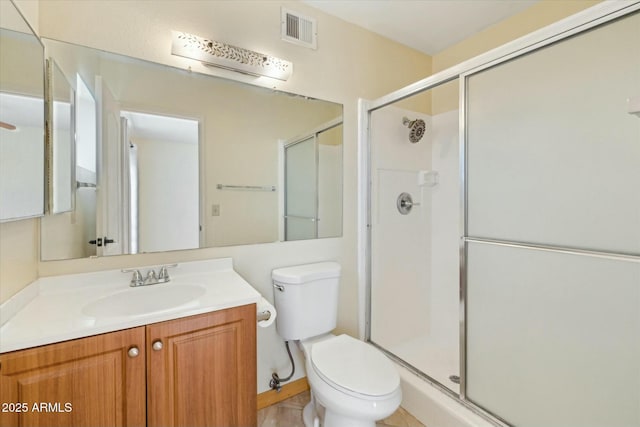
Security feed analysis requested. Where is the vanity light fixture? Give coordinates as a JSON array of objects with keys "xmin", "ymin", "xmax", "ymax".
[{"xmin": 171, "ymin": 30, "xmax": 292, "ymax": 81}]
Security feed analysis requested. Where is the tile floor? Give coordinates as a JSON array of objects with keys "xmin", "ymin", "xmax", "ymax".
[{"xmin": 257, "ymin": 390, "xmax": 425, "ymax": 427}]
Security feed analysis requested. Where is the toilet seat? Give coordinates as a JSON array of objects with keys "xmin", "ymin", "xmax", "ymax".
[{"xmin": 310, "ymin": 334, "xmax": 400, "ymax": 399}]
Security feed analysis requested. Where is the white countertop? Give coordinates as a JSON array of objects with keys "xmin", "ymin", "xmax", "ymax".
[{"xmin": 0, "ymin": 258, "xmax": 262, "ymax": 353}]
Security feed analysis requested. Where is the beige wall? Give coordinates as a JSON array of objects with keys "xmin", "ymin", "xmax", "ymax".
[
  {"xmin": 0, "ymin": 220, "xmax": 39, "ymax": 303},
  {"xmin": 12, "ymin": 0, "xmax": 38, "ymax": 34}
]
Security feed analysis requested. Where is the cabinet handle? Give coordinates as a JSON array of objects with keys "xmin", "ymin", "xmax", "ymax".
[
  {"xmin": 152, "ymin": 340, "xmax": 163, "ymax": 351},
  {"xmin": 128, "ymin": 346, "xmax": 140, "ymax": 358}
]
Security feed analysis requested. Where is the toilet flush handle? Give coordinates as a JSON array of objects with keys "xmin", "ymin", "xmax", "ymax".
[{"xmin": 273, "ymin": 283, "xmax": 285, "ymax": 292}]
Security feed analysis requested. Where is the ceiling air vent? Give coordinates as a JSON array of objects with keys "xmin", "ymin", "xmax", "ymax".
[{"xmin": 281, "ymin": 8, "xmax": 317, "ymax": 49}]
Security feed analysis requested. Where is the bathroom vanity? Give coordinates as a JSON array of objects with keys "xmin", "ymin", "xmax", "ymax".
[{"xmin": 0, "ymin": 259, "xmax": 260, "ymax": 427}]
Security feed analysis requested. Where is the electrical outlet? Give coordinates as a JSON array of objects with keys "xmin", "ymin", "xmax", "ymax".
[{"xmin": 212, "ymin": 204, "xmax": 220, "ymax": 216}]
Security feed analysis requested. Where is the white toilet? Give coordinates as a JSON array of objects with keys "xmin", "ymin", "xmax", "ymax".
[{"xmin": 272, "ymin": 262, "xmax": 402, "ymax": 427}]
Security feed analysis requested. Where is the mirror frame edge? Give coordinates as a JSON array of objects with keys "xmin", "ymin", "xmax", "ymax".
[
  {"xmin": 0, "ymin": 0, "xmax": 47, "ymax": 223},
  {"xmin": 46, "ymin": 57, "xmax": 77, "ymax": 215}
]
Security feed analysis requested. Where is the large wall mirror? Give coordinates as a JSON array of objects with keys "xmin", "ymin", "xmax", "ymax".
[
  {"xmin": 40, "ymin": 38, "xmax": 343, "ymax": 261},
  {"xmin": 0, "ymin": 1, "xmax": 45, "ymax": 222}
]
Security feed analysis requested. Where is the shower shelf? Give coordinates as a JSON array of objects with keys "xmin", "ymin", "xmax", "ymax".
[{"xmin": 418, "ymin": 170, "xmax": 439, "ymax": 187}]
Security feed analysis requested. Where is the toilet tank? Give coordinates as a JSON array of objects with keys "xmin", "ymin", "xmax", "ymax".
[{"xmin": 272, "ymin": 262, "xmax": 341, "ymax": 341}]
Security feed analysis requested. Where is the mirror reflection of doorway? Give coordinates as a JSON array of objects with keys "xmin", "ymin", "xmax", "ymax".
[
  {"xmin": 120, "ymin": 111, "xmax": 199, "ymax": 254},
  {"xmin": 75, "ymin": 74, "xmax": 98, "ymax": 258}
]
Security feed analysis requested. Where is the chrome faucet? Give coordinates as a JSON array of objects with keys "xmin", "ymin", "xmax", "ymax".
[
  {"xmin": 158, "ymin": 265, "xmax": 172, "ymax": 281},
  {"xmin": 122, "ymin": 264, "xmax": 178, "ymax": 287},
  {"xmin": 125, "ymin": 269, "xmax": 144, "ymax": 287}
]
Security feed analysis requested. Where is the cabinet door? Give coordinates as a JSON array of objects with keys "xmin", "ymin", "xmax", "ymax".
[
  {"xmin": 0, "ymin": 327, "xmax": 146, "ymax": 427},
  {"xmin": 147, "ymin": 304, "xmax": 257, "ymax": 427}
]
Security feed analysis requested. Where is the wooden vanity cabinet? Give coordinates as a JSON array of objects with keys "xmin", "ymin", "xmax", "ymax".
[
  {"xmin": 147, "ymin": 304, "xmax": 257, "ymax": 427},
  {"xmin": 0, "ymin": 327, "xmax": 146, "ymax": 427},
  {"xmin": 0, "ymin": 304, "xmax": 257, "ymax": 427}
]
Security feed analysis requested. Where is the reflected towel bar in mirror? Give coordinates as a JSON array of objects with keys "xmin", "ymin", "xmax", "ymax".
[
  {"xmin": 216, "ymin": 184, "xmax": 276, "ymax": 192},
  {"xmin": 77, "ymin": 181, "xmax": 97, "ymax": 189}
]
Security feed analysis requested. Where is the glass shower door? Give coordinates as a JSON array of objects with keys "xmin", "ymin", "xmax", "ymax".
[
  {"xmin": 284, "ymin": 136, "xmax": 317, "ymax": 240},
  {"xmin": 464, "ymin": 11, "xmax": 640, "ymax": 426}
]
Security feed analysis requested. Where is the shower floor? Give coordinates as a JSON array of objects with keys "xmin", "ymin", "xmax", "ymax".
[{"xmin": 386, "ymin": 335, "xmax": 459, "ymax": 394}]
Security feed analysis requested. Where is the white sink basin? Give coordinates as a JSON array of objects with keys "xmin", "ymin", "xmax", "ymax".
[{"xmin": 82, "ymin": 284, "xmax": 206, "ymax": 318}]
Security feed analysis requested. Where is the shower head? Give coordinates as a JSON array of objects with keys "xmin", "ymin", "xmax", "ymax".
[{"xmin": 402, "ymin": 117, "xmax": 426, "ymax": 143}]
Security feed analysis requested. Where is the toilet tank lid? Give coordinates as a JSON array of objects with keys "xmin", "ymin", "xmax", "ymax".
[{"xmin": 272, "ymin": 262, "xmax": 341, "ymax": 284}]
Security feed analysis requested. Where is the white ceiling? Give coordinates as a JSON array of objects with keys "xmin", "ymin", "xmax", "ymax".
[{"xmin": 303, "ymin": 0, "xmax": 538, "ymax": 55}]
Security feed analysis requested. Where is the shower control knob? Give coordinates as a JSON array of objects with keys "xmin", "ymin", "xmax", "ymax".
[
  {"xmin": 397, "ymin": 192, "xmax": 414, "ymax": 215},
  {"xmin": 128, "ymin": 346, "xmax": 139, "ymax": 358},
  {"xmin": 152, "ymin": 340, "xmax": 163, "ymax": 351}
]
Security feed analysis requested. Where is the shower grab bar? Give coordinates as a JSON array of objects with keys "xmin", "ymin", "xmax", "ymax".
[
  {"xmin": 284, "ymin": 215, "xmax": 319, "ymax": 222},
  {"xmin": 77, "ymin": 181, "xmax": 96, "ymax": 189},
  {"xmin": 216, "ymin": 184, "xmax": 276, "ymax": 192}
]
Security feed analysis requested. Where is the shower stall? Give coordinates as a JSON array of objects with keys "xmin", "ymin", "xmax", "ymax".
[{"xmin": 359, "ymin": 3, "xmax": 640, "ymax": 426}]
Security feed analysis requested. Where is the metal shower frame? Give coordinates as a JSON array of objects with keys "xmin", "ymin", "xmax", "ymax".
[
  {"xmin": 358, "ymin": 2, "xmax": 640, "ymax": 425},
  {"xmin": 283, "ymin": 116, "xmax": 343, "ymax": 241}
]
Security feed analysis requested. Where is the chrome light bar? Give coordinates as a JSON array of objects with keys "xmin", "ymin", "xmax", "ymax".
[{"xmin": 171, "ymin": 30, "xmax": 292, "ymax": 81}]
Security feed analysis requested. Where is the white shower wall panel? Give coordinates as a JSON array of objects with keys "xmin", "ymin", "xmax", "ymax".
[
  {"xmin": 430, "ymin": 109, "xmax": 461, "ymax": 351},
  {"xmin": 372, "ymin": 168, "xmax": 431, "ymax": 347},
  {"xmin": 370, "ymin": 105, "xmax": 432, "ymax": 349},
  {"xmin": 370, "ymin": 106, "xmax": 432, "ymax": 172}
]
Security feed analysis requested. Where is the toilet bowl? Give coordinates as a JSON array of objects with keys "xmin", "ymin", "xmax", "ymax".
[
  {"xmin": 271, "ymin": 262, "xmax": 402, "ymax": 427},
  {"xmin": 300, "ymin": 334, "xmax": 402, "ymax": 427}
]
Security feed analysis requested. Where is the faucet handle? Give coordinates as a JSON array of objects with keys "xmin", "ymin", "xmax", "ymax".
[
  {"xmin": 122, "ymin": 269, "xmax": 143, "ymax": 287},
  {"xmin": 158, "ymin": 264, "xmax": 178, "ymax": 282},
  {"xmin": 145, "ymin": 269, "xmax": 158, "ymax": 282}
]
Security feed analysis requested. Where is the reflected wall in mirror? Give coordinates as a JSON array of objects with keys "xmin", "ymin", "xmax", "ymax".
[
  {"xmin": 0, "ymin": 1, "xmax": 45, "ymax": 222},
  {"xmin": 40, "ymin": 38, "xmax": 343, "ymax": 261}
]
